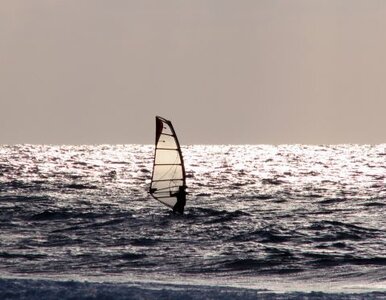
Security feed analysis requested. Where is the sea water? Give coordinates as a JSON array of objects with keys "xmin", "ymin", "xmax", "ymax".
[{"xmin": 0, "ymin": 144, "xmax": 385, "ymax": 299}]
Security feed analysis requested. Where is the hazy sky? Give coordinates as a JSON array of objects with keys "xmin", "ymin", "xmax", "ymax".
[{"xmin": 1, "ymin": 1, "xmax": 385, "ymax": 145}]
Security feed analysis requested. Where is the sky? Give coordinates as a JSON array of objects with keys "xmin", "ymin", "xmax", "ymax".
[{"xmin": 1, "ymin": 0, "xmax": 386, "ymax": 145}]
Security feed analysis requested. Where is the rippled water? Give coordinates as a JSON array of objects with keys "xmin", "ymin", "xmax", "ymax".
[{"xmin": 0, "ymin": 144, "xmax": 385, "ymax": 290}]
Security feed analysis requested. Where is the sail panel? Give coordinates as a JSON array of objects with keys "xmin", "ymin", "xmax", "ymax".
[
  {"xmin": 156, "ymin": 197, "xmax": 178, "ymax": 208},
  {"xmin": 156, "ymin": 135, "xmax": 178, "ymax": 149},
  {"xmin": 151, "ymin": 179, "xmax": 184, "ymax": 191},
  {"xmin": 154, "ymin": 149, "xmax": 181, "ymax": 165},
  {"xmin": 150, "ymin": 116, "xmax": 186, "ymax": 210},
  {"xmin": 152, "ymin": 165, "xmax": 183, "ymax": 181}
]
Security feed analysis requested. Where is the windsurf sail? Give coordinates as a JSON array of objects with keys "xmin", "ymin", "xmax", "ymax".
[{"xmin": 149, "ymin": 116, "xmax": 187, "ymax": 212}]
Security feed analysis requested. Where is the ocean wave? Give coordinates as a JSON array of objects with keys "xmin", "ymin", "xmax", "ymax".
[
  {"xmin": 304, "ymin": 253, "xmax": 386, "ymax": 267},
  {"xmin": 228, "ymin": 227, "xmax": 294, "ymax": 243},
  {"xmin": 2, "ymin": 278, "xmax": 385, "ymax": 300}
]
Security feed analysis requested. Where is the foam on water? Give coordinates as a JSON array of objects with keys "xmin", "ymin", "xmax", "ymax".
[{"xmin": 1, "ymin": 276, "xmax": 386, "ymax": 300}]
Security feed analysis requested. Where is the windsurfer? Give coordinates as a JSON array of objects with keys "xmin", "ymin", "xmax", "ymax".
[{"xmin": 171, "ymin": 186, "xmax": 187, "ymax": 214}]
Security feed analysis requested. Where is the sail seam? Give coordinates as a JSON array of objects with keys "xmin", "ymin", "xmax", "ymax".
[{"xmin": 155, "ymin": 148, "xmax": 179, "ymax": 150}]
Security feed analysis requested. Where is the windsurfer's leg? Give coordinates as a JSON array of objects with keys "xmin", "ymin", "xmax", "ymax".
[{"xmin": 173, "ymin": 199, "xmax": 184, "ymax": 214}]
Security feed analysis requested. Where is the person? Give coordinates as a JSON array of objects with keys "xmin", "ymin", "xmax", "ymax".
[{"xmin": 172, "ymin": 185, "xmax": 187, "ymax": 214}]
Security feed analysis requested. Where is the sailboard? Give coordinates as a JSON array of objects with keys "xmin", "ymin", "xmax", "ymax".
[{"xmin": 149, "ymin": 116, "xmax": 187, "ymax": 213}]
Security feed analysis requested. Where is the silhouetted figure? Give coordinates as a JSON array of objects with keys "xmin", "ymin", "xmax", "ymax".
[{"xmin": 172, "ymin": 186, "xmax": 187, "ymax": 214}]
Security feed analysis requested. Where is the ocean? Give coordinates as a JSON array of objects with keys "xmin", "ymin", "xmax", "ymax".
[{"xmin": 0, "ymin": 144, "xmax": 385, "ymax": 299}]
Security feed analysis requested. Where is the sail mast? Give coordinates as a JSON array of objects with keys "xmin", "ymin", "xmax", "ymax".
[{"xmin": 166, "ymin": 118, "xmax": 186, "ymax": 188}]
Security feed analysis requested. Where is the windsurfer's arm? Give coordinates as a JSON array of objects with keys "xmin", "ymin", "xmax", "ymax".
[{"xmin": 170, "ymin": 188, "xmax": 187, "ymax": 197}]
